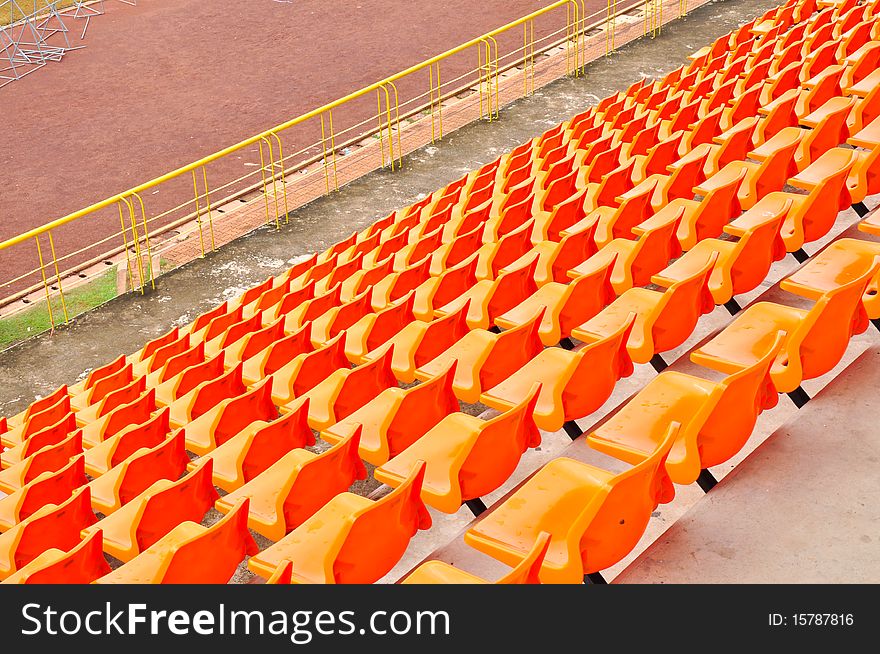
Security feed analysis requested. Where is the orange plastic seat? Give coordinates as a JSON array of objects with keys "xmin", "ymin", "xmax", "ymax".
[
  {"xmin": 154, "ymin": 353, "xmax": 224, "ymax": 408},
  {"xmin": 230, "ymin": 276, "xmax": 275, "ymax": 312},
  {"xmin": 68, "ymin": 354, "xmax": 126, "ymax": 397},
  {"xmin": 283, "ymin": 283, "xmax": 343, "ymax": 331},
  {"xmin": 168, "ymin": 363, "xmax": 247, "ymax": 427},
  {"xmin": 132, "ymin": 334, "xmax": 192, "ymax": 377},
  {"xmin": 503, "ymin": 223, "xmax": 597, "ymax": 287},
  {"xmin": 263, "ymin": 279, "xmax": 315, "ymax": 324},
  {"xmin": 654, "ymin": 196, "xmax": 791, "ymax": 304},
  {"xmin": 1, "ymin": 529, "xmax": 109, "ymax": 584},
  {"xmin": 475, "ymin": 220, "xmax": 535, "ymax": 280},
  {"xmin": 97, "ymin": 498, "xmax": 258, "ymax": 584},
  {"xmin": 0, "ymin": 430, "xmax": 81, "ymax": 494},
  {"xmin": 674, "ymin": 165, "xmax": 745, "ymax": 250},
  {"xmin": 204, "ymin": 312, "xmax": 264, "ymax": 359},
  {"xmin": 88, "ymin": 432, "xmax": 189, "ymax": 515},
  {"xmin": 294, "ymin": 345, "xmax": 398, "ymax": 431},
  {"xmin": 691, "ymin": 261, "xmax": 879, "ymax": 393},
  {"xmin": 400, "ymin": 532, "xmax": 552, "ymax": 584},
  {"xmin": 191, "ymin": 305, "xmax": 244, "ymax": 345},
  {"xmin": 307, "ymin": 289, "xmax": 372, "ymax": 347},
  {"xmin": 375, "ymin": 386, "xmax": 540, "ymax": 513},
  {"xmin": 370, "ymin": 256, "xmax": 432, "ymax": 310},
  {"xmin": 588, "ymin": 334, "xmax": 783, "ymax": 485},
  {"xmin": 144, "ymin": 340, "xmax": 205, "ymax": 389},
  {"xmin": 0, "ymin": 456, "xmax": 86, "ymax": 530},
  {"xmin": 321, "ymin": 363, "xmax": 459, "ymax": 465},
  {"xmin": 83, "ymin": 408, "xmax": 170, "ymax": 478},
  {"xmin": 0, "ymin": 414, "xmax": 78, "ymax": 470},
  {"xmin": 481, "ymin": 316, "xmax": 634, "ymax": 432},
  {"xmin": 247, "ymin": 461, "xmax": 431, "ymax": 584},
  {"xmin": 221, "ymin": 318, "xmax": 285, "ymax": 369},
  {"xmin": 241, "ymin": 323, "xmax": 313, "ymax": 385},
  {"xmin": 5, "ymin": 385, "xmax": 68, "ymax": 432},
  {"xmin": 496, "ymin": 257, "xmax": 616, "ymax": 346},
  {"xmin": 340, "ymin": 254, "xmax": 394, "ymax": 302},
  {"xmin": 74, "ymin": 376, "xmax": 147, "ymax": 427},
  {"xmin": 270, "ymin": 333, "xmax": 349, "ymax": 406},
  {"xmin": 781, "ymin": 238, "xmax": 880, "ymax": 319},
  {"xmin": 0, "ymin": 488, "xmax": 97, "ymax": 581},
  {"xmin": 343, "ymin": 292, "xmax": 416, "ymax": 363},
  {"xmin": 215, "ymin": 430, "xmax": 366, "ymax": 540},
  {"xmin": 412, "ymin": 254, "xmax": 478, "ymax": 321},
  {"xmin": 129, "ymin": 327, "xmax": 181, "ymax": 369},
  {"xmin": 181, "ymin": 379, "xmax": 277, "ymax": 456},
  {"xmin": 464, "ymin": 425, "xmax": 676, "ymax": 584},
  {"xmin": 82, "ymin": 462, "xmax": 218, "ymax": 563},
  {"xmin": 413, "ymin": 309, "xmax": 544, "ymax": 403},
  {"xmin": 191, "ymin": 399, "xmax": 314, "ymax": 492},
  {"xmin": 587, "ymin": 178, "xmax": 657, "ymax": 247},
  {"xmin": 377, "ymin": 301, "xmax": 471, "ymax": 383},
  {"xmin": 69, "ymin": 363, "xmax": 134, "ymax": 412},
  {"xmin": 2, "ymin": 394, "xmax": 72, "ymax": 448},
  {"xmin": 573, "ymin": 254, "xmax": 716, "ymax": 364},
  {"xmin": 80, "ymin": 389, "xmax": 157, "ymax": 449}
]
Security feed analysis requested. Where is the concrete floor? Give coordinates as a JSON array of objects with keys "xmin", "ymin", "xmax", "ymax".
[{"xmin": 3, "ymin": 0, "xmax": 843, "ymax": 584}]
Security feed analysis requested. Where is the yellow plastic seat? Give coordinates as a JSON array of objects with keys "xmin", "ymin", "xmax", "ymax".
[
  {"xmin": 481, "ymin": 316, "xmax": 634, "ymax": 432},
  {"xmin": 321, "ymin": 363, "xmax": 459, "ymax": 465},
  {"xmin": 375, "ymin": 385, "xmax": 540, "ymax": 513},
  {"xmin": 588, "ymin": 333, "xmax": 784, "ymax": 485},
  {"xmin": 401, "ymin": 532, "xmax": 552, "ymax": 584},
  {"xmin": 215, "ymin": 430, "xmax": 366, "ymax": 540},
  {"xmin": 781, "ymin": 238, "xmax": 880, "ymax": 318},
  {"xmin": 247, "ymin": 462, "xmax": 431, "ymax": 584},
  {"xmin": 464, "ymin": 425, "xmax": 677, "ymax": 584},
  {"xmin": 691, "ymin": 260, "xmax": 879, "ymax": 393},
  {"xmin": 189, "ymin": 398, "xmax": 314, "ymax": 492},
  {"xmin": 96, "ymin": 499, "xmax": 258, "ymax": 584}
]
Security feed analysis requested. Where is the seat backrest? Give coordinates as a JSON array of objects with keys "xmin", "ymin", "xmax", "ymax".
[
  {"xmin": 17, "ymin": 455, "xmax": 86, "ymax": 522},
  {"xmin": 240, "ymin": 400, "xmax": 315, "ymax": 483},
  {"xmin": 18, "ymin": 385, "xmax": 68, "ymax": 426},
  {"xmin": 239, "ymin": 319, "xmax": 286, "ymax": 363},
  {"xmin": 144, "ymin": 335, "xmax": 191, "ymax": 375},
  {"xmin": 103, "ymin": 389, "xmax": 157, "ymax": 440},
  {"xmin": 551, "ymin": 220, "xmax": 599, "ymax": 282},
  {"xmin": 413, "ymin": 301, "xmax": 471, "ymax": 368},
  {"xmin": 19, "ymin": 414, "xmax": 78, "ymax": 457},
  {"xmin": 263, "ymin": 323, "xmax": 314, "ymax": 376},
  {"xmin": 213, "ymin": 379, "xmax": 277, "ymax": 446},
  {"xmin": 107, "ymin": 408, "xmax": 171, "ymax": 469},
  {"xmin": 367, "ymin": 292, "xmax": 416, "ymax": 352},
  {"xmin": 481, "ymin": 309, "xmax": 545, "ymax": 390},
  {"xmin": 387, "ymin": 364, "xmax": 460, "ymax": 458},
  {"xmin": 559, "ymin": 258, "xmax": 617, "ymax": 336},
  {"xmin": 486, "ymin": 256, "xmax": 539, "ymax": 322},
  {"xmin": 302, "ymin": 282, "xmax": 342, "ymax": 323},
  {"xmin": 22, "ymin": 395, "xmax": 72, "ymax": 440},
  {"xmin": 489, "ymin": 219, "xmax": 535, "ymax": 277},
  {"xmin": 116, "ymin": 432, "xmax": 189, "ymax": 505},
  {"xmin": 86, "ymin": 364, "xmax": 134, "ymax": 406},
  {"xmin": 274, "ymin": 279, "xmax": 316, "ymax": 317},
  {"xmin": 327, "ymin": 290, "xmax": 373, "ymax": 338},
  {"xmin": 643, "ymin": 130, "xmax": 685, "ymax": 177},
  {"xmin": 291, "ymin": 333, "xmax": 349, "ymax": 396},
  {"xmin": 652, "ymin": 252, "xmax": 717, "ymax": 350},
  {"xmin": 202, "ymin": 305, "xmax": 244, "ymax": 343},
  {"xmin": 171, "ymin": 352, "xmax": 224, "ymax": 399},
  {"xmin": 334, "ymin": 461, "xmax": 431, "ymax": 584},
  {"xmin": 433, "ymin": 254, "xmax": 479, "ymax": 309},
  {"xmin": 335, "ymin": 346, "xmax": 398, "ymax": 423},
  {"xmin": 189, "ymin": 362, "xmax": 246, "ymax": 420},
  {"xmin": 95, "ymin": 376, "xmax": 147, "ymax": 419},
  {"xmin": 20, "ymin": 430, "xmax": 83, "ymax": 487}
]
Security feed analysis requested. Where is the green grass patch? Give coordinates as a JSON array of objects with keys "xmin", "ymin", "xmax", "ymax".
[
  {"xmin": 1, "ymin": 1, "xmax": 83, "ymax": 27},
  {"xmin": 0, "ymin": 268, "xmax": 118, "ymax": 350}
]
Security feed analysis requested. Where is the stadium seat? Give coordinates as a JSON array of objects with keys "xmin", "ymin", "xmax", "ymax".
[
  {"xmin": 269, "ymin": 333, "xmax": 349, "ymax": 406},
  {"xmin": 83, "ymin": 408, "xmax": 170, "ymax": 477},
  {"xmin": 1, "ymin": 394, "xmax": 72, "ymax": 448},
  {"xmin": 215, "ymin": 429, "xmax": 366, "ymax": 540},
  {"xmin": 80, "ymin": 389, "xmax": 157, "ymax": 448},
  {"xmin": 0, "ymin": 456, "xmax": 86, "ymax": 530},
  {"xmin": 464, "ymin": 425, "xmax": 677, "ymax": 584},
  {"xmin": 247, "ymin": 461, "xmax": 431, "ymax": 583},
  {"xmin": 0, "ymin": 430, "xmax": 82, "ymax": 493},
  {"xmin": 401, "ymin": 532, "xmax": 551, "ymax": 584},
  {"xmin": 1, "ymin": 529, "xmax": 109, "ymax": 584},
  {"xmin": 97, "ymin": 499, "xmax": 257, "ymax": 584},
  {"xmin": 0, "ymin": 414, "xmax": 78, "ymax": 469}
]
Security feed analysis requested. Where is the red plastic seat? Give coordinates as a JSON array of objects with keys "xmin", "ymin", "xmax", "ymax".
[
  {"xmin": 167, "ymin": 362, "xmax": 247, "ymax": 429},
  {"xmin": 0, "ymin": 414, "xmax": 78, "ymax": 470},
  {"xmin": 0, "ymin": 456, "xmax": 87, "ymax": 529},
  {"xmin": 270, "ymin": 333, "xmax": 349, "ymax": 406},
  {"xmin": 83, "ymin": 408, "xmax": 170, "ymax": 478},
  {"xmin": 80, "ymin": 389, "xmax": 157, "ymax": 449},
  {"xmin": 1, "ymin": 529, "xmax": 109, "ymax": 584},
  {"xmin": 0, "ymin": 430, "xmax": 82, "ymax": 494}
]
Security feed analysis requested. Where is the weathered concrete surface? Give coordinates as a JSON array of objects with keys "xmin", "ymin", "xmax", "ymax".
[
  {"xmin": 615, "ymin": 346, "xmax": 880, "ymax": 584},
  {"xmin": 0, "ymin": 0, "xmax": 785, "ymax": 417}
]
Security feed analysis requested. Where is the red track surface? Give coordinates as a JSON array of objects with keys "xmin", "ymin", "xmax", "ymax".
[{"xmin": 0, "ymin": 0, "xmax": 607, "ymax": 286}]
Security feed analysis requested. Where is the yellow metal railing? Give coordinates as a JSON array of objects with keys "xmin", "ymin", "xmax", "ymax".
[{"xmin": 0, "ymin": 0, "xmax": 683, "ymax": 334}]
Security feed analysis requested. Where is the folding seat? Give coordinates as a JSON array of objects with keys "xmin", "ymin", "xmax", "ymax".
[
  {"xmin": 222, "ymin": 318, "xmax": 285, "ymax": 369},
  {"xmin": 712, "ymin": 128, "xmax": 801, "ymax": 210},
  {"xmin": 781, "ymin": 238, "xmax": 880, "ymax": 319},
  {"xmin": 576, "ymin": 142, "xmax": 624, "ymax": 189},
  {"xmin": 847, "ymin": 119, "xmax": 880, "ymax": 203},
  {"xmin": 270, "ymin": 333, "xmax": 349, "ymax": 406},
  {"xmin": 370, "ymin": 255, "xmax": 432, "ymax": 310},
  {"xmin": 282, "ymin": 283, "xmax": 342, "ymax": 331},
  {"xmin": 0, "ymin": 456, "xmax": 86, "ymax": 530},
  {"xmin": 154, "ymin": 352, "xmax": 224, "ymax": 408},
  {"xmin": 673, "ymin": 166, "xmax": 745, "ymax": 250},
  {"xmin": 0, "ymin": 488, "xmax": 97, "ymax": 581},
  {"xmin": 413, "ymin": 309, "xmax": 544, "ymax": 403},
  {"xmin": 836, "ymin": 17, "xmax": 874, "ymax": 57},
  {"xmin": 80, "ymin": 389, "xmax": 157, "ymax": 449},
  {"xmin": 377, "ymin": 301, "xmax": 471, "ymax": 383},
  {"xmin": 429, "ymin": 224, "xmax": 484, "ymax": 275},
  {"xmin": 436, "ymin": 257, "xmax": 539, "ymax": 330},
  {"xmin": 70, "ymin": 364, "xmax": 135, "ymax": 413},
  {"xmin": 654, "ymin": 196, "xmax": 791, "ymax": 305},
  {"xmin": 573, "ymin": 255, "xmax": 716, "ymax": 365},
  {"xmin": 215, "ymin": 430, "xmax": 366, "ymax": 540},
  {"xmin": 620, "ymin": 120, "xmax": 662, "ymax": 160},
  {"xmin": 691, "ymin": 261, "xmax": 879, "ymax": 393},
  {"xmin": 0, "ymin": 430, "xmax": 82, "ymax": 494},
  {"xmin": 1, "ymin": 529, "xmax": 109, "ymax": 584},
  {"xmin": 502, "ymin": 220, "xmax": 597, "ymax": 287},
  {"xmin": 1, "ymin": 394, "xmax": 72, "ymax": 448},
  {"xmin": 843, "ymin": 42, "xmax": 880, "ymax": 91},
  {"xmin": 313, "ymin": 252, "xmax": 364, "ymax": 295},
  {"xmin": 400, "ymin": 532, "xmax": 552, "ymax": 584},
  {"xmin": 83, "ymin": 462, "xmax": 218, "ymax": 563},
  {"xmin": 586, "ymin": 180, "xmax": 657, "ymax": 247},
  {"xmin": 441, "ymin": 199, "xmax": 492, "ymax": 243},
  {"xmin": 464, "ymin": 425, "xmax": 676, "ymax": 584},
  {"xmin": 754, "ymin": 89, "xmax": 801, "ymax": 146},
  {"xmin": 321, "ymin": 363, "xmax": 459, "ymax": 465},
  {"xmin": 167, "ymin": 362, "xmax": 247, "ymax": 429},
  {"xmin": 683, "ymin": 106, "xmax": 725, "ymax": 151},
  {"xmin": 482, "ymin": 193, "xmax": 536, "ymax": 248},
  {"xmin": 343, "ymin": 293, "xmax": 415, "ymax": 363},
  {"xmin": 538, "ymin": 152, "xmax": 578, "ymax": 200},
  {"xmin": 0, "ymin": 415, "xmax": 78, "ymax": 470},
  {"xmin": 588, "ymin": 334, "xmax": 783, "ymax": 485},
  {"xmin": 309, "ymin": 289, "xmax": 373, "ymax": 347},
  {"xmin": 496, "ymin": 257, "xmax": 616, "ymax": 347},
  {"xmin": 247, "ymin": 462, "xmax": 431, "ymax": 583},
  {"xmin": 376, "ymin": 386, "xmax": 540, "ymax": 514},
  {"xmin": 801, "ymin": 40, "xmax": 841, "ymax": 82},
  {"xmin": 295, "ymin": 345, "xmax": 398, "ymax": 431},
  {"xmin": 83, "ymin": 409, "xmax": 169, "ymax": 478},
  {"xmin": 763, "ymin": 147, "xmax": 857, "ymax": 251},
  {"xmin": 475, "ymin": 220, "xmax": 535, "ymax": 280},
  {"xmin": 846, "ymin": 84, "xmax": 880, "ymax": 135},
  {"xmin": 795, "ymin": 65, "xmax": 847, "ymax": 119},
  {"xmin": 630, "ymin": 144, "xmax": 710, "ymax": 214},
  {"xmin": 144, "ymin": 341, "xmax": 206, "ymax": 389},
  {"xmin": 577, "ymin": 205, "xmax": 683, "ymax": 294},
  {"xmin": 229, "ymin": 276, "xmax": 275, "ymax": 313},
  {"xmin": 531, "ymin": 186, "xmax": 590, "ymax": 243},
  {"xmin": 241, "ymin": 323, "xmax": 313, "ymax": 386},
  {"xmin": 787, "ymin": 97, "xmax": 855, "ymax": 172},
  {"xmin": 295, "ymin": 252, "xmax": 338, "ymax": 289},
  {"xmin": 126, "ymin": 327, "xmax": 180, "ymax": 369},
  {"xmin": 181, "ymin": 301, "xmax": 229, "ymax": 338},
  {"xmin": 721, "ymin": 82, "xmax": 763, "ymax": 131},
  {"xmin": 481, "ymin": 316, "xmax": 634, "ymax": 433},
  {"xmin": 132, "ymin": 333, "xmax": 192, "ymax": 378},
  {"xmin": 88, "ymin": 432, "xmax": 189, "ymax": 515},
  {"xmin": 393, "ymin": 227, "xmax": 445, "ymax": 273},
  {"xmin": 204, "ymin": 312, "xmax": 264, "ymax": 359},
  {"xmin": 67, "ymin": 355, "xmax": 126, "ymax": 398},
  {"xmin": 582, "ymin": 158, "xmax": 639, "ymax": 213},
  {"xmin": 631, "ymin": 130, "xmax": 686, "ymax": 180}
]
